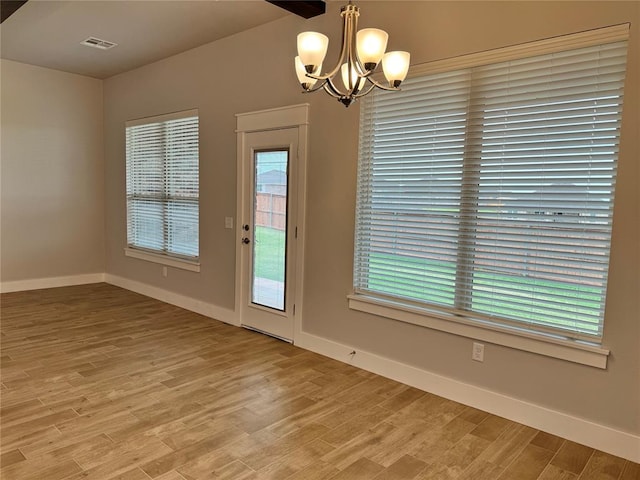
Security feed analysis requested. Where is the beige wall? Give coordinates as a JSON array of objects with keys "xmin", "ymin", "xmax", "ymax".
[
  {"xmin": 1, "ymin": 60, "xmax": 104, "ymax": 282},
  {"xmin": 103, "ymin": 2, "xmax": 639, "ymax": 435}
]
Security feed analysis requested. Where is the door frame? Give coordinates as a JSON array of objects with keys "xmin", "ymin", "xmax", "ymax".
[{"xmin": 235, "ymin": 104, "xmax": 309, "ymax": 343}]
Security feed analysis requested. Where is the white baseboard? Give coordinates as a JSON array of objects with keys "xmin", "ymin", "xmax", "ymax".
[
  {"xmin": 0, "ymin": 273, "xmax": 106, "ymax": 293},
  {"xmin": 104, "ymin": 274, "xmax": 238, "ymax": 327},
  {"xmin": 295, "ymin": 330, "xmax": 640, "ymax": 463}
]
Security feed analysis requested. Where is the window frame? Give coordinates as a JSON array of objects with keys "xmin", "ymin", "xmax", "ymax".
[
  {"xmin": 125, "ymin": 109, "xmax": 200, "ymax": 271},
  {"xmin": 350, "ymin": 24, "xmax": 630, "ymax": 368}
]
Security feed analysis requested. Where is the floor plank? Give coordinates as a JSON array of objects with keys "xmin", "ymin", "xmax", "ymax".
[{"xmin": 551, "ymin": 441, "xmax": 595, "ymax": 475}]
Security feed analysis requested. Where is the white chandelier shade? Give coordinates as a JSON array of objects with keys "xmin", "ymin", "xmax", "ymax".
[
  {"xmin": 295, "ymin": 2, "xmax": 410, "ymax": 107},
  {"xmin": 341, "ymin": 63, "xmax": 366, "ymax": 92},
  {"xmin": 295, "ymin": 56, "xmax": 322, "ymax": 91},
  {"xmin": 356, "ymin": 28, "xmax": 388, "ymax": 67},
  {"xmin": 381, "ymin": 51, "xmax": 411, "ymax": 87},
  {"xmin": 297, "ymin": 32, "xmax": 329, "ymax": 67}
]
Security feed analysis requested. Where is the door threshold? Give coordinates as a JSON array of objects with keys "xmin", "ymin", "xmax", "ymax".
[{"xmin": 241, "ymin": 325, "xmax": 293, "ymax": 344}]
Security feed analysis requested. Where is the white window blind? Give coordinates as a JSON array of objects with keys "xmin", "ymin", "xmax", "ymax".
[
  {"xmin": 126, "ymin": 110, "xmax": 199, "ymax": 259},
  {"xmin": 355, "ymin": 28, "xmax": 628, "ymax": 341}
]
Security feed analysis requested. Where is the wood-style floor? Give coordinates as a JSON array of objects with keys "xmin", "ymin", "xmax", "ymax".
[{"xmin": 0, "ymin": 284, "xmax": 637, "ymax": 480}]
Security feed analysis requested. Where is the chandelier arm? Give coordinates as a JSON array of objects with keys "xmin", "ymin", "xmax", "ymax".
[
  {"xmin": 305, "ymin": 79, "xmax": 329, "ymax": 93},
  {"xmin": 346, "ymin": 5, "xmax": 370, "ymax": 93},
  {"xmin": 308, "ymin": 5, "xmax": 353, "ymax": 82},
  {"xmin": 352, "ymin": 82, "xmax": 377, "ymax": 99},
  {"xmin": 322, "ymin": 83, "xmax": 342, "ymax": 99},
  {"xmin": 324, "ymin": 77, "xmax": 347, "ymax": 98},
  {"xmin": 345, "ymin": 5, "xmax": 357, "ymax": 92},
  {"xmin": 352, "ymin": 56, "xmax": 367, "ymax": 78},
  {"xmin": 306, "ymin": 66, "xmax": 372, "ymax": 82},
  {"xmin": 349, "ymin": 15, "xmax": 369, "ymax": 78},
  {"xmin": 366, "ymin": 75, "xmax": 401, "ymax": 92}
]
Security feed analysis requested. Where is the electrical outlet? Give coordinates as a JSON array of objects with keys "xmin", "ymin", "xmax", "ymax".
[
  {"xmin": 225, "ymin": 217, "xmax": 234, "ymax": 229},
  {"xmin": 472, "ymin": 342, "xmax": 484, "ymax": 362},
  {"xmin": 162, "ymin": 266, "xmax": 168, "ymax": 277}
]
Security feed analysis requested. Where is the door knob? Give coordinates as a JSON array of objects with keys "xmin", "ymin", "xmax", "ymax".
[
  {"xmin": 242, "ymin": 237, "xmax": 250, "ymax": 244},
  {"xmin": 243, "ymin": 224, "xmax": 250, "ymax": 231}
]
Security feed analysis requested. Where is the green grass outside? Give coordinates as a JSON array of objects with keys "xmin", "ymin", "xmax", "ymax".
[
  {"xmin": 366, "ymin": 253, "xmax": 603, "ymax": 334},
  {"xmin": 253, "ymin": 226, "xmax": 286, "ymax": 283},
  {"xmin": 252, "ymin": 226, "xmax": 603, "ymax": 334}
]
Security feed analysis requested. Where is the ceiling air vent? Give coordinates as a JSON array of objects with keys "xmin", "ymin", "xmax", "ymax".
[{"xmin": 81, "ymin": 37, "xmax": 117, "ymax": 50}]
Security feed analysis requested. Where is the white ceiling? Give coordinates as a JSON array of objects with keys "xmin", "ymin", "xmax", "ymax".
[{"xmin": 0, "ymin": 0, "xmax": 291, "ymax": 79}]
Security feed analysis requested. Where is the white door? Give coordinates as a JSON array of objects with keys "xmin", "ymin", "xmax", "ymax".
[{"xmin": 239, "ymin": 128, "xmax": 299, "ymax": 341}]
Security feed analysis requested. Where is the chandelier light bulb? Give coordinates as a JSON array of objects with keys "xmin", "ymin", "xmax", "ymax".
[
  {"xmin": 356, "ymin": 28, "xmax": 388, "ymax": 70},
  {"xmin": 297, "ymin": 32, "xmax": 329, "ymax": 72},
  {"xmin": 382, "ymin": 51, "xmax": 411, "ymax": 87}
]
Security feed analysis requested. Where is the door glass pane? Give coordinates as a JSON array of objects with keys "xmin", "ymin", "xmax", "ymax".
[{"xmin": 252, "ymin": 150, "xmax": 288, "ymax": 310}]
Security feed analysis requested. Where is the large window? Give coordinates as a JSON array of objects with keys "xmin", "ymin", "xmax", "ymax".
[
  {"xmin": 353, "ymin": 26, "xmax": 628, "ymax": 345},
  {"xmin": 126, "ymin": 110, "xmax": 199, "ymax": 262}
]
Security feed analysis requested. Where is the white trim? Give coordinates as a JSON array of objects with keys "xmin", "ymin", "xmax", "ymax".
[
  {"xmin": 348, "ymin": 294, "xmax": 609, "ymax": 369},
  {"xmin": 236, "ymin": 104, "xmax": 310, "ymax": 133},
  {"xmin": 292, "ymin": 122, "xmax": 309, "ymax": 344},
  {"xmin": 125, "ymin": 108, "xmax": 198, "ymax": 127},
  {"xmin": 0, "ymin": 273, "xmax": 106, "ymax": 293},
  {"xmin": 409, "ymin": 23, "xmax": 629, "ymax": 77},
  {"xmin": 294, "ymin": 330, "xmax": 640, "ymax": 463},
  {"xmin": 124, "ymin": 248, "xmax": 200, "ymax": 272},
  {"xmin": 235, "ymin": 131, "xmax": 245, "ymax": 322},
  {"xmin": 104, "ymin": 274, "xmax": 238, "ymax": 326}
]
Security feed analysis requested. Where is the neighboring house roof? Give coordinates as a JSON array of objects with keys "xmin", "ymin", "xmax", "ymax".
[{"xmin": 258, "ymin": 169, "xmax": 286, "ymax": 186}]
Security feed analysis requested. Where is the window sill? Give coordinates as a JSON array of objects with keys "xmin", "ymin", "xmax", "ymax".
[
  {"xmin": 124, "ymin": 248, "xmax": 200, "ymax": 272},
  {"xmin": 347, "ymin": 294, "xmax": 609, "ymax": 369}
]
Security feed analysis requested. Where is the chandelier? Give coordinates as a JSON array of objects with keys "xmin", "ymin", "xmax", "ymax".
[{"xmin": 295, "ymin": 1, "xmax": 410, "ymax": 107}]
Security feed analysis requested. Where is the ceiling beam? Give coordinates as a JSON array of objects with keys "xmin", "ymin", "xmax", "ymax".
[
  {"xmin": 265, "ymin": 1, "xmax": 325, "ymax": 19},
  {"xmin": 1, "ymin": 0, "xmax": 28, "ymax": 23}
]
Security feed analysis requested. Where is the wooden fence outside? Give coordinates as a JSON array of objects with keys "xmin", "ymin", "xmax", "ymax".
[{"xmin": 255, "ymin": 192, "xmax": 286, "ymax": 231}]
